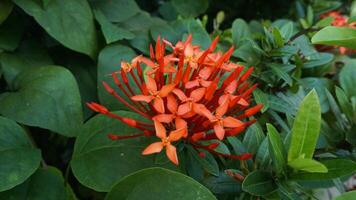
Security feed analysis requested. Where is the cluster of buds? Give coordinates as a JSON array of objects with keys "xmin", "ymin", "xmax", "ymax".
[
  {"xmin": 88, "ymin": 35, "xmax": 262, "ymax": 165},
  {"xmin": 318, "ymin": 11, "xmax": 356, "ymax": 54}
]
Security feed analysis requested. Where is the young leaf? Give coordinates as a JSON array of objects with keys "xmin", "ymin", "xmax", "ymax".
[
  {"xmin": 105, "ymin": 168, "xmax": 216, "ymax": 200},
  {"xmin": 311, "ymin": 26, "xmax": 356, "ymax": 49},
  {"xmin": 288, "ymin": 157, "xmax": 328, "ymax": 173},
  {"xmin": 334, "ymin": 191, "xmax": 356, "ymax": 200},
  {"xmin": 267, "ymin": 123, "xmax": 286, "ymax": 175},
  {"xmin": 242, "ymin": 171, "xmax": 277, "ymax": 196},
  {"xmin": 288, "ymin": 89, "xmax": 321, "ymax": 161}
]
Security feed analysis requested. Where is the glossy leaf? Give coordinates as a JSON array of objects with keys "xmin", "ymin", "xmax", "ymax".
[
  {"xmin": 242, "ymin": 171, "xmax": 277, "ymax": 196},
  {"xmin": 14, "ymin": 0, "xmax": 97, "ymax": 57},
  {"xmin": 105, "ymin": 168, "xmax": 216, "ymax": 200},
  {"xmin": 288, "ymin": 158, "xmax": 327, "ymax": 173},
  {"xmin": 71, "ymin": 111, "xmax": 176, "ymax": 192},
  {"xmin": 311, "ymin": 26, "xmax": 356, "ymax": 49},
  {"xmin": 0, "ymin": 66, "xmax": 83, "ymax": 137},
  {"xmin": 288, "ymin": 89, "xmax": 321, "ymax": 161},
  {"xmin": 0, "ymin": 116, "xmax": 41, "ymax": 192}
]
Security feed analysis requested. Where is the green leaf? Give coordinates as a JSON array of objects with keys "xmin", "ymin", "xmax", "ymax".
[
  {"xmin": 291, "ymin": 159, "xmax": 356, "ymax": 181},
  {"xmin": 0, "ymin": 66, "xmax": 83, "ymax": 137},
  {"xmin": 90, "ymin": 0, "xmax": 140, "ymax": 23},
  {"xmin": 335, "ymin": 86, "xmax": 354, "ymax": 122},
  {"xmin": 339, "ymin": 59, "xmax": 356, "ymax": 98},
  {"xmin": 267, "ymin": 124, "xmax": 286, "ymax": 175},
  {"xmin": 269, "ymin": 63, "xmax": 294, "ymax": 86},
  {"xmin": 105, "ymin": 167, "xmax": 216, "ymax": 200},
  {"xmin": 0, "ymin": 12, "xmax": 24, "ymax": 51},
  {"xmin": 93, "ymin": 9, "xmax": 135, "ymax": 44},
  {"xmin": 253, "ymin": 89, "xmax": 269, "ymax": 113},
  {"xmin": 0, "ymin": 116, "xmax": 41, "ymax": 192},
  {"xmin": 288, "ymin": 89, "xmax": 321, "ymax": 161},
  {"xmin": 13, "ymin": 0, "xmax": 97, "ymax": 58},
  {"xmin": 97, "ymin": 44, "xmax": 136, "ymax": 110},
  {"xmin": 311, "ymin": 26, "xmax": 356, "ymax": 49},
  {"xmin": 315, "ymin": 16, "xmax": 333, "ymax": 28},
  {"xmin": 0, "ymin": 0, "xmax": 13, "ymax": 24},
  {"xmin": 71, "ymin": 111, "xmax": 176, "ymax": 192},
  {"xmin": 203, "ymin": 171, "xmax": 242, "ymax": 194},
  {"xmin": 303, "ymin": 53, "xmax": 334, "ymax": 68},
  {"xmin": 280, "ymin": 22, "xmax": 294, "ymax": 41},
  {"xmin": 186, "ymin": 146, "xmax": 219, "ymax": 176},
  {"xmin": 255, "ymin": 138, "xmax": 270, "ymax": 168},
  {"xmin": 334, "ymin": 191, "xmax": 356, "ymax": 200},
  {"xmin": 288, "ymin": 158, "xmax": 327, "ymax": 173},
  {"xmin": 232, "ymin": 19, "xmax": 251, "ymax": 47},
  {"xmin": 0, "ymin": 39, "xmax": 53, "ymax": 86},
  {"xmin": 272, "ymin": 28, "xmax": 284, "ymax": 48},
  {"xmin": 242, "ymin": 171, "xmax": 277, "ymax": 196},
  {"xmin": 242, "ymin": 123, "xmax": 265, "ymax": 154},
  {"xmin": 171, "ymin": 0, "xmax": 209, "ymax": 18},
  {"xmin": 0, "ymin": 167, "xmax": 76, "ymax": 200}
]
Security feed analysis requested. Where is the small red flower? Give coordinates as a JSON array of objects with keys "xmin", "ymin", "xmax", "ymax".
[{"xmin": 87, "ymin": 35, "xmax": 263, "ymax": 165}]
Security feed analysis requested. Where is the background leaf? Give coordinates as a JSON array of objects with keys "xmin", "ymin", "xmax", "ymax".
[
  {"xmin": 242, "ymin": 170, "xmax": 277, "ymax": 196},
  {"xmin": 171, "ymin": 0, "xmax": 209, "ymax": 18},
  {"xmin": 311, "ymin": 26, "xmax": 356, "ymax": 49},
  {"xmin": 0, "ymin": 116, "xmax": 41, "ymax": 192},
  {"xmin": 105, "ymin": 167, "xmax": 216, "ymax": 200}
]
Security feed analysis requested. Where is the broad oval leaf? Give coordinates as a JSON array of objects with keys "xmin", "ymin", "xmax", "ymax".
[
  {"xmin": 288, "ymin": 158, "xmax": 328, "ymax": 173},
  {"xmin": 232, "ymin": 18, "xmax": 251, "ymax": 47},
  {"xmin": 0, "ymin": 167, "xmax": 76, "ymax": 200},
  {"xmin": 71, "ymin": 111, "xmax": 176, "ymax": 192},
  {"xmin": 0, "ymin": 116, "xmax": 41, "ymax": 192},
  {"xmin": 0, "ymin": 66, "xmax": 83, "ymax": 137},
  {"xmin": 90, "ymin": 0, "xmax": 140, "ymax": 23},
  {"xmin": 97, "ymin": 44, "xmax": 136, "ymax": 110},
  {"xmin": 13, "ymin": 0, "xmax": 97, "ymax": 58},
  {"xmin": 288, "ymin": 89, "xmax": 321, "ymax": 161},
  {"xmin": 105, "ymin": 167, "xmax": 216, "ymax": 200},
  {"xmin": 171, "ymin": 0, "xmax": 209, "ymax": 18},
  {"xmin": 311, "ymin": 26, "xmax": 356, "ymax": 49},
  {"xmin": 291, "ymin": 159, "xmax": 356, "ymax": 181},
  {"xmin": 266, "ymin": 123, "xmax": 286, "ymax": 175},
  {"xmin": 242, "ymin": 171, "xmax": 277, "ymax": 196}
]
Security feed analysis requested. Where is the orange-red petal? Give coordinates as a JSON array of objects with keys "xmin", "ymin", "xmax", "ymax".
[
  {"xmin": 154, "ymin": 120, "xmax": 166, "ymax": 139},
  {"xmin": 153, "ymin": 97, "xmax": 165, "ymax": 114},
  {"xmin": 214, "ymin": 124, "xmax": 225, "ymax": 140},
  {"xmin": 167, "ymin": 94, "xmax": 178, "ymax": 113},
  {"xmin": 131, "ymin": 95, "xmax": 154, "ymax": 103},
  {"xmin": 223, "ymin": 117, "xmax": 244, "ymax": 128},
  {"xmin": 166, "ymin": 144, "xmax": 179, "ymax": 165},
  {"xmin": 191, "ymin": 87, "xmax": 206, "ymax": 102},
  {"xmin": 158, "ymin": 84, "xmax": 176, "ymax": 97},
  {"xmin": 153, "ymin": 114, "xmax": 175, "ymax": 123},
  {"xmin": 142, "ymin": 142, "xmax": 164, "ymax": 155}
]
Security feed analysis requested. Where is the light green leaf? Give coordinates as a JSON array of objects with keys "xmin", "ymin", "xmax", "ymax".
[
  {"xmin": 242, "ymin": 171, "xmax": 277, "ymax": 196},
  {"xmin": 288, "ymin": 89, "xmax": 321, "ymax": 161},
  {"xmin": 0, "ymin": 117, "xmax": 41, "ymax": 192},
  {"xmin": 0, "ymin": 66, "xmax": 83, "ymax": 137},
  {"xmin": 267, "ymin": 123, "xmax": 286, "ymax": 175},
  {"xmin": 0, "ymin": 0, "xmax": 13, "ymax": 24},
  {"xmin": 105, "ymin": 168, "xmax": 216, "ymax": 200},
  {"xmin": 311, "ymin": 26, "xmax": 356, "ymax": 49},
  {"xmin": 291, "ymin": 159, "xmax": 356, "ymax": 181},
  {"xmin": 171, "ymin": 0, "xmax": 209, "ymax": 18},
  {"xmin": 288, "ymin": 157, "xmax": 328, "ymax": 173},
  {"xmin": 333, "ymin": 191, "xmax": 356, "ymax": 200},
  {"xmin": 93, "ymin": 9, "xmax": 134, "ymax": 44},
  {"xmin": 97, "ymin": 44, "xmax": 136, "ymax": 110},
  {"xmin": 13, "ymin": 0, "xmax": 97, "ymax": 57},
  {"xmin": 71, "ymin": 111, "xmax": 176, "ymax": 192},
  {"xmin": 0, "ymin": 167, "xmax": 76, "ymax": 200}
]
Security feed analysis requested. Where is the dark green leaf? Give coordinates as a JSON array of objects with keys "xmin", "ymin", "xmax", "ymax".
[
  {"xmin": 90, "ymin": 0, "xmax": 140, "ymax": 22},
  {"xmin": 186, "ymin": 146, "xmax": 219, "ymax": 176},
  {"xmin": 93, "ymin": 9, "xmax": 134, "ymax": 44},
  {"xmin": 203, "ymin": 171, "xmax": 242, "ymax": 194},
  {"xmin": 171, "ymin": 0, "xmax": 209, "ymax": 18},
  {"xmin": 339, "ymin": 59, "xmax": 356, "ymax": 98},
  {"xmin": 232, "ymin": 19, "xmax": 251, "ymax": 47},
  {"xmin": 0, "ymin": 0, "xmax": 13, "ymax": 24},
  {"xmin": 335, "ymin": 86, "xmax": 354, "ymax": 122},
  {"xmin": 243, "ymin": 123, "xmax": 265, "ymax": 154},
  {"xmin": 14, "ymin": 0, "xmax": 98, "ymax": 57},
  {"xmin": 255, "ymin": 138, "xmax": 270, "ymax": 168},
  {"xmin": 0, "ymin": 12, "xmax": 24, "ymax": 51},
  {"xmin": 0, "ymin": 116, "xmax": 41, "ymax": 192},
  {"xmin": 71, "ymin": 111, "xmax": 176, "ymax": 192},
  {"xmin": 242, "ymin": 171, "xmax": 277, "ymax": 196},
  {"xmin": 0, "ymin": 167, "xmax": 76, "ymax": 200},
  {"xmin": 105, "ymin": 168, "xmax": 216, "ymax": 200},
  {"xmin": 288, "ymin": 90, "xmax": 321, "ymax": 161},
  {"xmin": 0, "ymin": 66, "xmax": 83, "ymax": 137},
  {"xmin": 253, "ymin": 89, "xmax": 269, "ymax": 113}
]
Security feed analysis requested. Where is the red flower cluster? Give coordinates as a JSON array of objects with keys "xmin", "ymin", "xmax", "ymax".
[
  {"xmin": 88, "ymin": 35, "xmax": 262, "ymax": 165},
  {"xmin": 319, "ymin": 11, "xmax": 356, "ymax": 54}
]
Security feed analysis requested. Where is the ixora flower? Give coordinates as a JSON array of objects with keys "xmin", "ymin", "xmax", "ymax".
[{"xmin": 87, "ymin": 35, "xmax": 263, "ymax": 165}]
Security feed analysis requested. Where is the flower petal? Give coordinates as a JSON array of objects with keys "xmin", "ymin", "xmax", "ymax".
[
  {"xmin": 146, "ymin": 76, "xmax": 157, "ymax": 92},
  {"xmin": 153, "ymin": 97, "xmax": 165, "ymax": 114},
  {"xmin": 158, "ymin": 84, "xmax": 176, "ymax": 97},
  {"xmin": 191, "ymin": 87, "xmax": 206, "ymax": 102},
  {"xmin": 131, "ymin": 95, "xmax": 154, "ymax": 103},
  {"xmin": 214, "ymin": 124, "xmax": 225, "ymax": 140},
  {"xmin": 142, "ymin": 142, "xmax": 164, "ymax": 155},
  {"xmin": 166, "ymin": 144, "xmax": 179, "ymax": 165},
  {"xmin": 154, "ymin": 120, "xmax": 166, "ymax": 139},
  {"xmin": 153, "ymin": 114, "xmax": 175, "ymax": 123},
  {"xmin": 223, "ymin": 117, "xmax": 244, "ymax": 128},
  {"xmin": 185, "ymin": 80, "xmax": 200, "ymax": 89},
  {"xmin": 172, "ymin": 88, "xmax": 187, "ymax": 101},
  {"xmin": 216, "ymin": 98, "xmax": 229, "ymax": 118},
  {"xmin": 167, "ymin": 94, "xmax": 178, "ymax": 113},
  {"xmin": 193, "ymin": 104, "xmax": 214, "ymax": 120},
  {"xmin": 169, "ymin": 128, "xmax": 185, "ymax": 142},
  {"xmin": 177, "ymin": 102, "xmax": 192, "ymax": 116}
]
